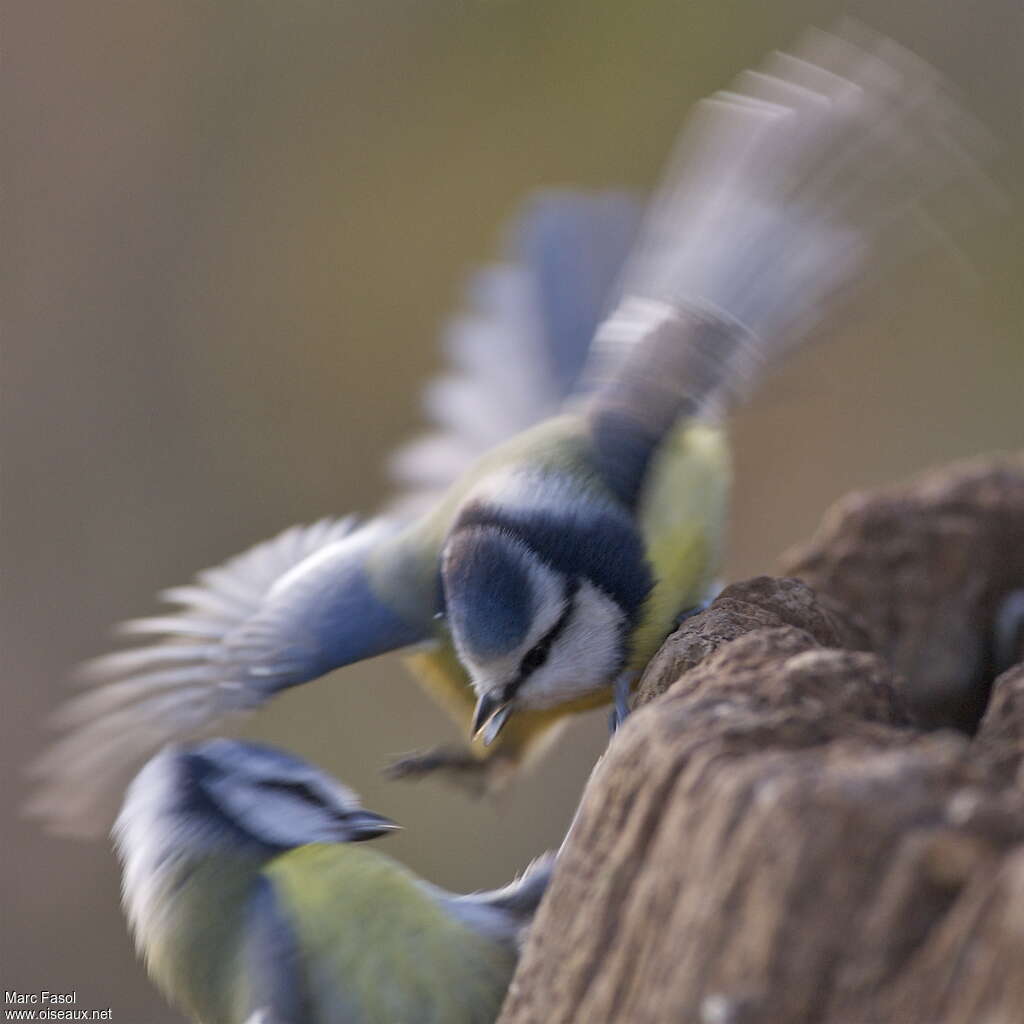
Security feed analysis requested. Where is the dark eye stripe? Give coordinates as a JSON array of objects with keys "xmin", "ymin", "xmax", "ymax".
[
  {"xmin": 257, "ymin": 779, "xmax": 324, "ymax": 808},
  {"xmin": 505, "ymin": 578, "xmax": 580, "ymax": 700}
]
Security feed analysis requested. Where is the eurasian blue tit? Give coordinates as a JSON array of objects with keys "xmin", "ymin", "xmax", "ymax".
[
  {"xmin": 31, "ymin": 24, "xmax": 997, "ymax": 835},
  {"xmin": 115, "ymin": 738, "xmax": 552, "ymax": 1024}
]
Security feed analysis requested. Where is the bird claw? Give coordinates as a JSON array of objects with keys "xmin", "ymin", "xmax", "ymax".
[
  {"xmin": 608, "ymin": 593, "xmax": 718, "ymax": 736},
  {"xmin": 383, "ymin": 745, "xmax": 494, "ymax": 798},
  {"xmin": 609, "ymin": 671, "xmax": 636, "ymax": 734}
]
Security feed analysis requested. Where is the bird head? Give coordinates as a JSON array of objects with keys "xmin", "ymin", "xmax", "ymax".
[
  {"xmin": 440, "ymin": 522, "xmax": 630, "ymax": 743},
  {"xmin": 117, "ymin": 739, "xmax": 399, "ymax": 859}
]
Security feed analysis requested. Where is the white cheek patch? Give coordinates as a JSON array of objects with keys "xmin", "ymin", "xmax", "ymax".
[
  {"xmin": 455, "ymin": 552, "xmax": 566, "ymax": 698},
  {"xmin": 523, "ymin": 581, "xmax": 626, "ymax": 708}
]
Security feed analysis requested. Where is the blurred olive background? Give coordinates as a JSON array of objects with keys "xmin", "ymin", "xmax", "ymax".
[{"xmin": 4, "ymin": 0, "xmax": 1022, "ymax": 1019}]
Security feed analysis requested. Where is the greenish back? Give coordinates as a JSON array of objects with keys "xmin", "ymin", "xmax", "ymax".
[
  {"xmin": 145, "ymin": 854, "xmax": 262, "ymax": 1024},
  {"xmin": 265, "ymin": 844, "xmax": 518, "ymax": 1024}
]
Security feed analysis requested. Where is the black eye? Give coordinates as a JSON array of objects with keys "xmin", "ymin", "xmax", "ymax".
[
  {"xmin": 520, "ymin": 642, "xmax": 549, "ymax": 676},
  {"xmin": 516, "ymin": 580, "xmax": 580, "ymax": 681}
]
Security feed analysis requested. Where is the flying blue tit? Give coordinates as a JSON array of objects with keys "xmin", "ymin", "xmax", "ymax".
[
  {"xmin": 115, "ymin": 738, "xmax": 552, "ymax": 1024},
  {"xmin": 30, "ymin": 23, "xmax": 997, "ymax": 836}
]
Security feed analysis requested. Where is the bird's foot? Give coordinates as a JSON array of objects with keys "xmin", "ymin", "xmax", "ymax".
[
  {"xmin": 383, "ymin": 745, "xmax": 493, "ymax": 797},
  {"xmin": 609, "ymin": 671, "xmax": 637, "ymax": 734}
]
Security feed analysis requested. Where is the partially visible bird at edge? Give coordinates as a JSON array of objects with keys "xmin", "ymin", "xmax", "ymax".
[{"xmin": 114, "ymin": 738, "xmax": 552, "ymax": 1024}]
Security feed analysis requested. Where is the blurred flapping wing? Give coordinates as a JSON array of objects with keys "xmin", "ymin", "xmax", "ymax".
[
  {"xmin": 584, "ymin": 23, "xmax": 999, "ymax": 506},
  {"xmin": 29, "ymin": 517, "xmax": 431, "ymax": 837},
  {"xmin": 388, "ymin": 191, "xmax": 641, "ymax": 517}
]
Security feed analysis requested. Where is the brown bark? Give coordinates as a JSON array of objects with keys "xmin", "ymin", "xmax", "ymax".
[
  {"xmin": 781, "ymin": 452, "xmax": 1024, "ymax": 730},
  {"xmin": 500, "ymin": 454, "xmax": 1024, "ymax": 1024}
]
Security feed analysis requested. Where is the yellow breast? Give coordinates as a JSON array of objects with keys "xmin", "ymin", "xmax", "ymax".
[{"xmin": 629, "ymin": 420, "xmax": 731, "ymax": 667}]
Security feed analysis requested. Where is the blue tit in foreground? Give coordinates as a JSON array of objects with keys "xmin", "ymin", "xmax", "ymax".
[
  {"xmin": 115, "ymin": 738, "xmax": 552, "ymax": 1024},
  {"xmin": 30, "ymin": 23, "xmax": 997, "ymax": 836}
]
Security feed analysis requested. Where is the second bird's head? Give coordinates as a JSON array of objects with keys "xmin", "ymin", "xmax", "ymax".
[
  {"xmin": 116, "ymin": 739, "xmax": 399, "ymax": 863},
  {"xmin": 440, "ymin": 500, "xmax": 653, "ymax": 743}
]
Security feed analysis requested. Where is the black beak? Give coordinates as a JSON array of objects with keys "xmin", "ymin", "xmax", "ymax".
[
  {"xmin": 472, "ymin": 693, "xmax": 513, "ymax": 747},
  {"xmin": 345, "ymin": 809, "xmax": 401, "ymax": 841}
]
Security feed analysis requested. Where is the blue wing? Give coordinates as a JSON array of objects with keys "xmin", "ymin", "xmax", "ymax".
[
  {"xmin": 29, "ymin": 517, "xmax": 434, "ymax": 837},
  {"xmin": 514, "ymin": 191, "xmax": 642, "ymax": 398},
  {"xmin": 389, "ymin": 190, "xmax": 642, "ymax": 516}
]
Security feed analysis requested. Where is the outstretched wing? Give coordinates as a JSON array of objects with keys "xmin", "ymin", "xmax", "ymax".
[
  {"xmin": 584, "ymin": 22, "xmax": 999, "ymax": 508},
  {"xmin": 388, "ymin": 190, "xmax": 641, "ymax": 517},
  {"xmin": 32, "ymin": 196, "xmax": 640, "ymax": 836},
  {"xmin": 29, "ymin": 517, "xmax": 435, "ymax": 837}
]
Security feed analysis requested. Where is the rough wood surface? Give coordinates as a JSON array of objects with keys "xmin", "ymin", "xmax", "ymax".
[
  {"xmin": 499, "ymin": 454, "xmax": 1024, "ymax": 1024},
  {"xmin": 781, "ymin": 452, "xmax": 1024, "ymax": 729}
]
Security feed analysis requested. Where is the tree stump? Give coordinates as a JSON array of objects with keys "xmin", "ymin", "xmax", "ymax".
[{"xmin": 500, "ymin": 453, "xmax": 1024, "ymax": 1024}]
